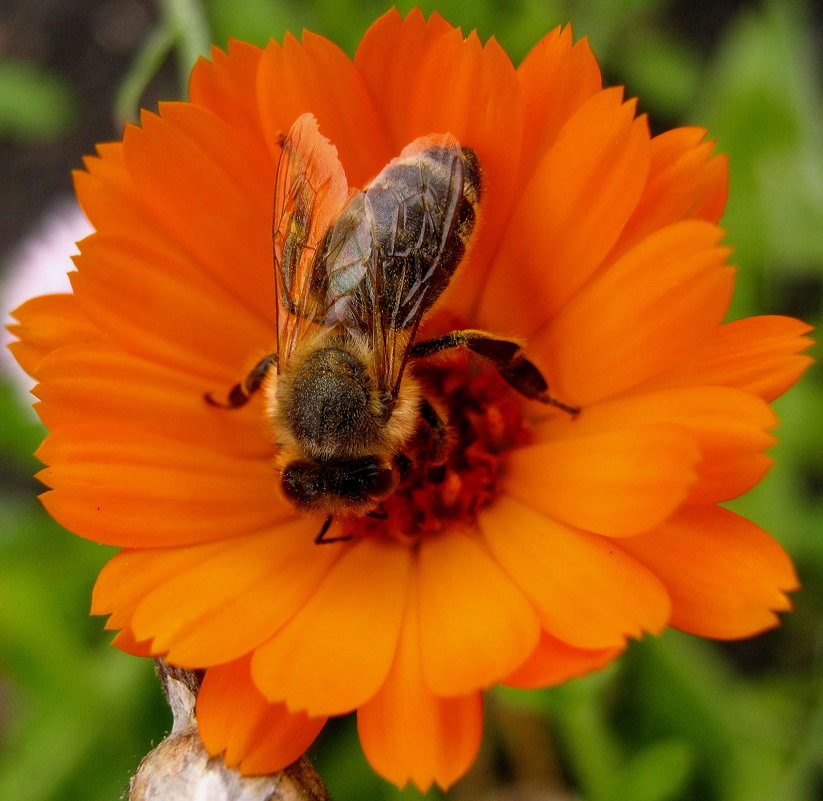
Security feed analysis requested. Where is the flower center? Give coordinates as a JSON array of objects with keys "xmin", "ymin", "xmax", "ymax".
[{"xmin": 341, "ymin": 347, "xmax": 532, "ymax": 543}]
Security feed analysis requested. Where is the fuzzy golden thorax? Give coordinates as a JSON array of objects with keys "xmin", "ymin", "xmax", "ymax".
[{"xmin": 263, "ymin": 331, "xmax": 421, "ymax": 514}]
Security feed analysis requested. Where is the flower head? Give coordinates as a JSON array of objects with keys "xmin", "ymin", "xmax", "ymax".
[{"xmin": 9, "ymin": 8, "xmax": 813, "ymax": 791}]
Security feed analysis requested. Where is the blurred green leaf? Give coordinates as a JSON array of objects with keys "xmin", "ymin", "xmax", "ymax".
[
  {"xmin": 606, "ymin": 740, "xmax": 692, "ymax": 801},
  {"xmin": 0, "ymin": 504, "xmax": 164, "ymax": 801},
  {"xmin": 207, "ymin": 0, "xmax": 302, "ymax": 47},
  {"xmin": 0, "ymin": 379, "xmax": 45, "ymax": 471},
  {"xmin": 566, "ymin": 0, "xmax": 668, "ymax": 57},
  {"xmin": 116, "ymin": 0, "xmax": 211, "ymax": 123},
  {"xmin": 619, "ymin": 30, "xmax": 702, "ymax": 119},
  {"xmin": 619, "ymin": 632, "xmax": 812, "ymax": 801},
  {"xmin": 115, "ymin": 22, "xmax": 178, "ymax": 124},
  {"xmin": 696, "ymin": 0, "xmax": 823, "ymax": 296},
  {"xmin": 499, "ymin": 669, "xmax": 624, "ymax": 801},
  {"xmin": 0, "ymin": 59, "xmax": 73, "ymax": 143},
  {"xmin": 165, "ymin": 0, "xmax": 213, "ymax": 82}
]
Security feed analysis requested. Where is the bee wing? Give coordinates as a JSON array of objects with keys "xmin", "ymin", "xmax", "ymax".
[
  {"xmin": 272, "ymin": 113, "xmax": 352, "ymax": 369},
  {"xmin": 317, "ymin": 134, "xmax": 470, "ymax": 396}
]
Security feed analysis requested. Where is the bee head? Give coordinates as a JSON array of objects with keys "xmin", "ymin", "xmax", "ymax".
[{"xmin": 280, "ymin": 456, "xmax": 396, "ymax": 512}]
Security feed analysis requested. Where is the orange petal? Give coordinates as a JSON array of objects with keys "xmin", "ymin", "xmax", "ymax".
[
  {"xmin": 71, "ymin": 234, "xmax": 275, "ymax": 383},
  {"xmin": 188, "ymin": 40, "xmax": 268, "ymax": 152},
  {"xmin": 72, "ymin": 143, "xmax": 137, "ymax": 258},
  {"xmin": 157, "ymin": 527, "xmax": 338, "ymax": 667},
  {"xmin": 113, "ymin": 519, "xmax": 338, "ymax": 666},
  {"xmin": 358, "ymin": 577, "xmax": 482, "ymax": 791},
  {"xmin": 93, "ymin": 544, "xmax": 214, "ymax": 614},
  {"xmin": 93, "ymin": 541, "xmax": 238, "ymax": 634},
  {"xmin": 643, "ymin": 315, "xmax": 814, "ymax": 402},
  {"xmin": 39, "ymin": 483, "xmax": 282, "ymax": 550},
  {"xmin": 33, "ymin": 343, "xmax": 269, "ymax": 459},
  {"xmin": 256, "ymin": 33, "xmax": 392, "ymax": 189},
  {"xmin": 416, "ymin": 531, "xmax": 540, "ymax": 696},
  {"xmin": 36, "ymin": 423, "xmax": 273, "ymax": 479},
  {"xmin": 478, "ymin": 88, "xmax": 650, "ymax": 338},
  {"xmin": 354, "ymin": 8, "xmax": 455, "ymax": 148},
  {"xmin": 156, "ymin": 100, "xmax": 274, "ymax": 212},
  {"xmin": 197, "ymin": 656, "xmax": 327, "ymax": 775},
  {"xmin": 533, "ymin": 220, "xmax": 735, "ymax": 405},
  {"xmin": 503, "ymin": 629, "xmax": 622, "ymax": 689},
  {"xmin": 251, "ymin": 537, "xmax": 411, "ymax": 715},
  {"xmin": 8, "ymin": 293, "xmax": 103, "ymax": 380},
  {"xmin": 74, "ymin": 150, "xmax": 274, "ymax": 339},
  {"xmin": 502, "ymin": 424, "xmax": 700, "ymax": 537},
  {"xmin": 37, "ymin": 422, "xmax": 286, "ymax": 549},
  {"xmin": 118, "ymin": 107, "xmax": 276, "ymax": 326},
  {"xmin": 516, "ymin": 25, "xmax": 602, "ymax": 173},
  {"xmin": 611, "ymin": 127, "xmax": 728, "ymax": 258},
  {"xmin": 389, "ymin": 25, "xmax": 522, "ymax": 173},
  {"xmin": 74, "ymin": 139, "xmax": 126, "ymax": 211},
  {"xmin": 535, "ymin": 386, "xmax": 778, "ymax": 503},
  {"xmin": 621, "ymin": 506, "xmax": 798, "ymax": 639},
  {"xmin": 72, "ymin": 155, "xmax": 133, "ymax": 255},
  {"xmin": 94, "ymin": 544, "xmax": 246, "ymax": 661},
  {"xmin": 482, "ymin": 496, "xmax": 669, "ymax": 649},
  {"xmin": 109, "ymin": 628, "xmax": 154, "ymax": 657}
]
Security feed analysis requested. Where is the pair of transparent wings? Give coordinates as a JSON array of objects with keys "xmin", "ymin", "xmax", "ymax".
[{"xmin": 272, "ymin": 113, "xmax": 469, "ymax": 398}]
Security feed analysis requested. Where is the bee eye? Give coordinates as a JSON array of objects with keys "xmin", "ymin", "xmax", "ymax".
[
  {"xmin": 335, "ymin": 458, "xmax": 395, "ymax": 501},
  {"xmin": 281, "ymin": 462, "xmax": 325, "ymax": 508}
]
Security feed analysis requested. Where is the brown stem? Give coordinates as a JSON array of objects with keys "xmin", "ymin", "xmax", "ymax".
[{"xmin": 128, "ymin": 659, "xmax": 331, "ymax": 801}]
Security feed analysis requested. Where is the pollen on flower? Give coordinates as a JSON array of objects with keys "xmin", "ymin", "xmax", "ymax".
[{"xmin": 341, "ymin": 337, "xmax": 534, "ymax": 544}]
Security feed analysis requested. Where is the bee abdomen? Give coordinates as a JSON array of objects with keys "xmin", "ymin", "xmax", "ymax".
[{"xmin": 456, "ymin": 147, "xmax": 480, "ymax": 240}]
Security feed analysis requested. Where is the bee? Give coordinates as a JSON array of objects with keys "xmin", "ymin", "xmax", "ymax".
[{"xmin": 207, "ymin": 113, "xmax": 577, "ymax": 542}]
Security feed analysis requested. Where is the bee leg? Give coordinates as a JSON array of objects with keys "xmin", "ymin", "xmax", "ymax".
[
  {"xmin": 418, "ymin": 397, "xmax": 451, "ymax": 464},
  {"xmin": 314, "ymin": 515, "xmax": 352, "ymax": 545},
  {"xmin": 205, "ymin": 353, "xmax": 278, "ymax": 409},
  {"xmin": 394, "ymin": 453, "xmax": 414, "ymax": 482},
  {"xmin": 367, "ymin": 506, "xmax": 389, "ymax": 520},
  {"xmin": 314, "ymin": 515, "xmax": 333, "ymax": 543},
  {"xmin": 411, "ymin": 330, "xmax": 579, "ymax": 416}
]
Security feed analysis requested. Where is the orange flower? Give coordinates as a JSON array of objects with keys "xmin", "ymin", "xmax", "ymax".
[{"xmin": 9, "ymin": 9, "xmax": 813, "ymax": 791}]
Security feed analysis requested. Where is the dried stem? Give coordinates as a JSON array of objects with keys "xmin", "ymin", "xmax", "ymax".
[{"xmin": 129, "ymin": 659, "xmax": 331, "ymax": 801}]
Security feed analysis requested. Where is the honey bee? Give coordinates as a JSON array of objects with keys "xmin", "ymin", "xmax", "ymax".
[{"xmin": 207, "ymin": 113, "xmax": 577, "ymax": 542}]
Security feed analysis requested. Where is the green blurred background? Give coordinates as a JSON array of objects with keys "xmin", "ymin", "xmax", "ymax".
[{"xmin": 1, "ymin": 1, "xmax": 821, "ymax": 799}]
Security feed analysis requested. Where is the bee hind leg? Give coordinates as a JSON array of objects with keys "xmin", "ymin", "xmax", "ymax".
[
  {"xmin": 205, "ymin": 353, "xmax": 278, "ymax": 409},
  {"xmin": 366, "ymin": 506, "xmax": 389, "ymax": 520},
  {"xmin": 418, "ymin": 397, "xmax": 451, "ymax": 464},
  {"xmin": 411, "ymin": 330, "xmax": 579, "ymax": 416},
  {"xmin": 314, "ymin": 515, "xmax": 352, "ymax": 545}
]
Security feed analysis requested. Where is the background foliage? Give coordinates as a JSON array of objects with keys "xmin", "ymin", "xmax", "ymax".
[{"xmin": 1, "ymin": 1, "xmax": 821, "ymax": 799}]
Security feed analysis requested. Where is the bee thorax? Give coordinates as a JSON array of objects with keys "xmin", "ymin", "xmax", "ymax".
[{"xmin": 277, "ymin": 344, "xmax": 380, "ymax": 461}]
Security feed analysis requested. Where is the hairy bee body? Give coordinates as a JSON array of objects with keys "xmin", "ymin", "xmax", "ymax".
[
  {"xmin": 209, "ymin": 113, "xmax": 575, "ymax": 541},
  {"xmin": 264, "ymin": 330, "xmax": 421, "ymax": 514}
]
